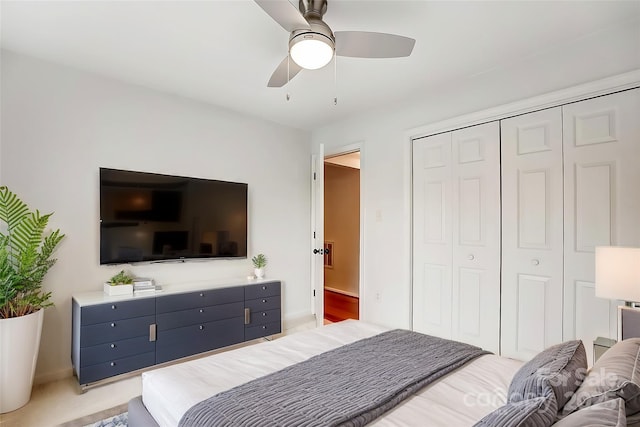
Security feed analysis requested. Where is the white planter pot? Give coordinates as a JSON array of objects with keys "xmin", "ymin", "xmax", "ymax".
[
  {"xmin": 104, "ymin": 283, "xmax": 133, "ymax": 296},
  {"xmin": 0, "ymin": 309, "xmax": 44, "ymax": 413},
  {"xmin": 254, "ymin": 267, "xmax": 265, "ymax": 279}
]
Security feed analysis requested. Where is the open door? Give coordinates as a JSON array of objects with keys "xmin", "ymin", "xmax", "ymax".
[{"xmin": 311, "ymin": 144, "xmax": 325, "ymax": 326}]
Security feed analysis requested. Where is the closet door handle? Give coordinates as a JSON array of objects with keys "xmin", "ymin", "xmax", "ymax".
[
  {"xmin": 468, "ymin": 254, "xmax": 475, "ymax": 261},
  {"xmin": 531, "ymin": 259, "xmax": 540, "ymax": 266}
]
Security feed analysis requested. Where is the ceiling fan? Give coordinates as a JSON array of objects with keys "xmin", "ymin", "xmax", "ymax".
[{"xmin": 254, "ymin": 0, "xmax": 416, "ymax": 87}]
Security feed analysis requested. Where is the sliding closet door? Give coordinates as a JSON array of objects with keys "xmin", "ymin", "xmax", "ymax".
[
  {"xmin": 501, "ymin": 107, "xmax": 564, "ymax": 361},
  {"xmin": 450, "ymin": 123, "xmax": 500, "ymax": 353},
  {"xmin": 563, "ymin": 88, "xmax": 640, "ymax": 365},
  {"xmin": 413, "ymin": 132, "xmax": 453, "ymax": 339}
]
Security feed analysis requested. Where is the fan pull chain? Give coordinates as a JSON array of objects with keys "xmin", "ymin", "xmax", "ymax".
[
  {"xmin": 333, "ymin": 54, "xmax": 338, "ymax": 106},
  {"xmin": 286, "ymin": 55, "xmax": 291, "ymax": 102}
]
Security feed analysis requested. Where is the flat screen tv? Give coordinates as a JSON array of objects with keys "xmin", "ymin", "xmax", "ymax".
[{"xmin": 100, "ymin": 168, "xmax": 247, "ymax": 264}]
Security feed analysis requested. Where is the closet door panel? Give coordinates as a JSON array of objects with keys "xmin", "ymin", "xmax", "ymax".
[
  {"xmin": 501, "ymin": 107, "xmax": 564, "ymax": 360},
  {"xmin": 563, "ymin": 88, "xmax": 640, "ymax": 365},
  {"xmin": 451, "ymin": 122, "xmax": 501, "ymax": 353},
  {"xmin": 412, "ymin": 133, "xmax": 453, "ymax": 338}
]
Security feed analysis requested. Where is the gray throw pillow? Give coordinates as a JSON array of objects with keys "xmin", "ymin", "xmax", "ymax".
[
  {"xmin": 474, "ymin": 386, "xmax": 557, "ymax": 427},
  {"xmin": 562, "ymin": 338, "xmax": 640, "ymax": 417},
  {"xmin": 553, "ymin": 398, "xmax": 626, "ymax": 427},
  {"xmin": 508, "ymin": 340, "xmax": 587, "ymax": 410}
]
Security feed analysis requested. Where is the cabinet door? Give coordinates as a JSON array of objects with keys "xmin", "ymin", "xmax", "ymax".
[
  {"xmin": 412, "ymin": 132, "xmax": 453, "ymax": 339},
  {"xmin": 501, "ymin": 107, "xmax": 564, "ymax": 360},
  {"xmin": 451, "ymin": 122, "xmax": 500, "ymax": 353},
  {"xmin": 562, "ymin": 88, "xmax": 640, "ymax": 365}
]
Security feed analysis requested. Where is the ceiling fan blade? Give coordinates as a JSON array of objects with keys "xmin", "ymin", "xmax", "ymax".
[
  {"xmin": 254, "ymin": 0, "xmax": 311, "ymax": 32},
  {"xmin": 335, "ymin": 31, "xmax": 415, "ymax": 58},
  {"xmin": 267, "ymin": 56, "xmax": 303, "ymax": 87}
]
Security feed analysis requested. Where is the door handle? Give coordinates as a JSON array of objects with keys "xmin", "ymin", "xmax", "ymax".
[{"xmin": 313, "ymin": 248, "xmax": 325, "ymax": 255}]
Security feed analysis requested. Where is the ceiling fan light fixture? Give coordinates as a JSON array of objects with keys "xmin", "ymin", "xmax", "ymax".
[{"xmin": 289, "ymin": 33, "xmax": 334, "ymax": 70}]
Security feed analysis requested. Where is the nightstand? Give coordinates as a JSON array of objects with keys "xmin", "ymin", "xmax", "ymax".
[{"xmin": 593, "ymin": 337, "xmax": 617, "ymax": 363}]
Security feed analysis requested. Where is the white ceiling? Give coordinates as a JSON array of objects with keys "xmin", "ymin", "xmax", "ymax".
[{"xmin": 2, "ymin": 1, "xmax": 639, "ymax": 131}]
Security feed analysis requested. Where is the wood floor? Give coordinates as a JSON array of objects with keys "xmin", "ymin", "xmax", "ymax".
[{"xmin": 324, "ymin": 289, "xmax": 359, "ymax": 322}]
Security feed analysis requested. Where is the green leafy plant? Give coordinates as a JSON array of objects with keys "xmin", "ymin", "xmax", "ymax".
[
  {"xmin": 108, "ymin": 270, "xmax": 134, "ymax": 286},
  {"xmin": 252, "ymin": 253, "xmax": 267, "ymax": 269},
  {"xmin": 0, "ymin": 186, "xmax": 65, "ymax": 318}
]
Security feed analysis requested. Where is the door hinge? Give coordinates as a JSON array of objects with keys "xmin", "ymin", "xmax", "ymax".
[
  {"xmin": 313, "ymin": 172, "xmax": 316, "ymax": 180},
  {"xmin": 313, "ymin": 231, "xmax": 316, "ymax": 239},
  {"xmin": 313, "ymin": 289, "xmax": 316, "ymax": 297}
]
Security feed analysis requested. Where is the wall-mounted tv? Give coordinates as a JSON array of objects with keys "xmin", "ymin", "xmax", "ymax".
[{"xmin": 100, "ymin": 168, "xmax": 247, "ymax": 264}]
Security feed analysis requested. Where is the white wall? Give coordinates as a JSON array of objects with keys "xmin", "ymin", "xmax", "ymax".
[
  {"xmin": 312, "ymin": 19, "xmax": 640, "ymax": 329},
  {"xmin": 0, "ymin": 51, "xmax": 312, "ymax": 382}
]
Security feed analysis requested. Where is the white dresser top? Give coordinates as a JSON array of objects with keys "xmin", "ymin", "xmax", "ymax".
[{"xmin": 72, "ymin": 277, "xmax": 279, "ymax": 306}]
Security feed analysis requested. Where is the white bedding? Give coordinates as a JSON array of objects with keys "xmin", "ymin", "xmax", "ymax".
[{"xmin": 142, "ymin": 320, "xmax": 522, "ymax": 427}]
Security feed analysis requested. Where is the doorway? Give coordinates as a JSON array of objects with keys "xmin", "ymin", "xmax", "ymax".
[{"xmin": 323, "ymin": 151, "xmax": 360, "ymax": 323}]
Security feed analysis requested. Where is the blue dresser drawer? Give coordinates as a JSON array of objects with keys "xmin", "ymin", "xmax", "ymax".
[
  {"xmin": 245, "ymin": 295, "xmax": 280, "ymax": 312},
  {"xmin": 81, "ymin": 298, "xmax": 155, "ymax": 325},
  {"xmin": 156, "ymin": 287, "xmax": 244, "ymax": 314},
  {"xmin": 156, "ymin": 317, "xmax": 244, "ymax": 363},
  {"xmin": 80, "ymin": 351, "xmax": 155, "ymax": 384},
  {"xmin": 156, "ymin": 301, "xmax": 243, "ymax": 331},
  {"xmin": 245, "ymin": 321, "xmax": 281, "ymax": 341},
  {"xmin": 80, "ymin": 315, "xmax": 155, "ymax": 347},
  {"xmin": 247, "ymin": 308, "xmax": 281, "ymax": 327},
  {"xmin": 80, "ymin": 336, "xmax": 155, "ymax": 367},
  {"xmin": 245, "ymin": 282, "xmax": 281, "ymax": 300}
]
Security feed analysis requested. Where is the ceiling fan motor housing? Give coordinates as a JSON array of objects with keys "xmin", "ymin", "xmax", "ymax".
[{"xmin": 299, "ymin": 0, "xmax": 328, "ymax": 20}]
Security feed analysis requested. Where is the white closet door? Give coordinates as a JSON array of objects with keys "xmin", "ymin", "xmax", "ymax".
[
  {"xmin": 412, "ymin": 132, "xmax": 453, "ymax": 339},
  {"xmin": 563, "ymin": 88, "xmax": 640, "ymax": 365},
  {"xmin": 501, "ymin": 107, "xmax": 564, "ymax": 361},
  {"xmin": 451, "ymin": 122, "xmax": 501, "ymax": 353}
]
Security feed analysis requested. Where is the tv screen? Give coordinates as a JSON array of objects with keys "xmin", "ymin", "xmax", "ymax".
[{"xmin": 100, "ymin": 168, "xmax": 247, "ymax": 264}]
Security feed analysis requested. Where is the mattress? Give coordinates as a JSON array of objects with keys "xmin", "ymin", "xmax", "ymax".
[{"xmin": 141, "ymin": 320, "xmax": 522, "ymax": 427}]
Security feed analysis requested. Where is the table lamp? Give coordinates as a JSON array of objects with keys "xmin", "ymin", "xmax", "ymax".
[{"xmin": 595, "ymin": 246, "xmax": 640, "ymax": 340}]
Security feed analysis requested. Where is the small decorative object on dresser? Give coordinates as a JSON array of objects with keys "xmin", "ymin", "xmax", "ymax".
[
  {"xmin": 0, "ymin": 186, "xmax": 65, "ymax": 413},
  {"xmin": 104, "ymin": 270, "xmax": 134, "ymax": 296},
  {"xmin": 252, "ymin": 253, "xmax": 267, "ymax": 279}
]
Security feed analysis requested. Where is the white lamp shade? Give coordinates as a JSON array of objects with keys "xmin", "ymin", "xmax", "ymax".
[
  {"xmin": 595, "ymin": 246, "xmax": 640, "ymax": 302},
  {"xmin": 290, "ymin": 37, "xmax": 334, "ymax": 70}
]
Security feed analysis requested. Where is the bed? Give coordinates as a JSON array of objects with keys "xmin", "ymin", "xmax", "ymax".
[{"xmin": 129, "ymin": 319, "xmax": 638, "ymax": 427}]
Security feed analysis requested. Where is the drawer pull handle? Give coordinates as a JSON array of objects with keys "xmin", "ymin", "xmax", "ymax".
[
  {"xmin": 110, "ymin": 362, "xmax": 116, "ymax": 367},
  {"xmin": 262, "ymin": 312, "xmax": 267, "ymax": 317},
  {"xmin": 262, "ymin": 299, "xmax": 267, "ymax": 303},
  {"xmin": 199, "ymin": 293, "xmax": 204, "ymax": 297},
  {"xmin": 199, "ymin": 309, "xmax": 204, "ymax": 313},
  {"xmin": 149, "ymin": 324, "xmax": 157, "ymax": 342},
  {"xmin": 262, "ymin": 326, "xmax": 267, "ymax": 330},
  {"xmin": 262, "ymin": 286, "xmax": 267, "ymax": 290},
  {"xmin": 199, "ymin": 325, "xmax": 204, "ymax": 330},
  {"xmin": 110, "ymin": 323, "xmax": 116, "ymax": 327},
  {"xmin": 110, "ymin": 344, "xmax": 116, "ymax": 349},
  {"xmin": 244, "ymin": 308, "xmax": 250, "ymax": 325},
  {"xmin": 111, "ymin": 305, "xmax": 117, "ymax": 310}
]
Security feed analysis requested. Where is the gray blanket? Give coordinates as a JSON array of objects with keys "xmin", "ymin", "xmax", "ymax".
[{"xmin": 179, "ymin": 329, "xmax": 489, "ymax": 427}]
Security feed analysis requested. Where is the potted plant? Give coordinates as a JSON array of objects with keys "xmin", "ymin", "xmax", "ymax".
[
  {"xmin": 104, "ymin": 270, "xmax": 134, "ymax": 296},
  {"xmin": 252, "ymin": 253, "xmax": 267, "ymax": 279},
  {"xmin": 0, "ymin": 186, "xmax": 64, "ymax": 413}
]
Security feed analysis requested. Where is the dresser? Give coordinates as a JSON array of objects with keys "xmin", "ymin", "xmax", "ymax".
[{"xmin": 72, "ymin": 280, "xmax": 281, "ymax": 388}]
